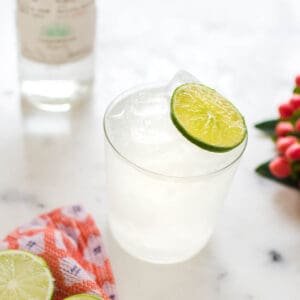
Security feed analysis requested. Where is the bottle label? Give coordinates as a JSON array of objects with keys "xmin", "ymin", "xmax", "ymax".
[{"xmin": 17, "ymin": 0, "xmax": 96, "ymax": 64}]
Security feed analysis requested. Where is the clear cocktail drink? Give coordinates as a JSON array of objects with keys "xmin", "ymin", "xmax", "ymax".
[{"xmin": 104, "ymin": 72, "xmax": 247, "ymax": 263}]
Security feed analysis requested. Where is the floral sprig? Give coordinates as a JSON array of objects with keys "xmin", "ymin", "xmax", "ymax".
[{"xmin": 255, "ymin": 75, "xmax": 300, "ymax": 189}]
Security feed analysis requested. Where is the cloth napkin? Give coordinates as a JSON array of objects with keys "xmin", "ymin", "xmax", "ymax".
[{"xmin": 0, "ymin": 205, "xmax": 117, "ymax": 300}]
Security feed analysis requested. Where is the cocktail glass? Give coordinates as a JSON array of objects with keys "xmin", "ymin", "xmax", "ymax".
[{"xmin": 104, "ymin": 71, "xmax": 247, "ymax": 264}]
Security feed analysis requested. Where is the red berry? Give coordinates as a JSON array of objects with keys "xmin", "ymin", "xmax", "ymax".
[
  {"xmin": 276, "ymin": 136, "xmax": 298, "ymax": 154},
  {"xmin": 269, "ymin": 157, "xmax": 291, "ymax": 178},
  {"xmin": 278, "ymin": 102, "xmax": 294, "ymax": 118},
  {"xmin": 285, "ymin": 143, "xmax": 300, "ymax": 161},
  {"xmin": 296, "ymin": 119, "xmax": 300, "ymax": 132},
  {"xmin": 275, "ymin": 122, "xmax": 294, "ymax": 137},
  {"xmin": 289, "ymin": 94, "xmax": 300, "ymax": 111},
  {"xmin": 295, "ymin": 75, "xmax": 300, "ymax": 87}
]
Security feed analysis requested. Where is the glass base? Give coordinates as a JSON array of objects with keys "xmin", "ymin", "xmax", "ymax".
[
  {"xmin": 21, "ymin": 80, "xmax": 93, "ymax": 112},
  {"xmin": 109, "ymin": 217, "xmax": 212, "ymax": 264}
]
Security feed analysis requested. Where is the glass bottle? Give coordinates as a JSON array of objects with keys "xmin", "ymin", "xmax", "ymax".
[{"xmin": 17, "ymin": 0, "xmax": 96, "ymax": 111}]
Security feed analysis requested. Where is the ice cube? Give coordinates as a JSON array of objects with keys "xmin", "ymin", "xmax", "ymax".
[{"xmin": 166, "ymin": 70, "xmax": 199, "ymax": 96}]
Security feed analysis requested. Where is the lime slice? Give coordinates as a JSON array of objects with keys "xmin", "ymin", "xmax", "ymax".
[
  {"xmin": 64, "ymin": 295, "xmax": 104, "ymax": 300},
  {"xmin": 0, "ymin": 249, "xmax": 54, "ymax": 300},
  {"xmin": 171, "ymin": 83, "xmax": 247, "ymax": 152}
]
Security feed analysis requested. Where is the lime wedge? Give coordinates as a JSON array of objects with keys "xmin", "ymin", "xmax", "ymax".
[
  {"xmin": 64, "ymin": 295, "xmax": 104, "ymax": 300},
  {"xmin": 171, "ymin": 83, "xmax": 247, "ymax": 152},
  {"xmin": 0, "ymin": 249, "xmax": 54, "ymax": 300}
]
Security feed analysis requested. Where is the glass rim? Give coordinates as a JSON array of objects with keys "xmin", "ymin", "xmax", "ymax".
[{"xmin": 103, "ymin": 82, "xmax": 248, "ymax": 181}]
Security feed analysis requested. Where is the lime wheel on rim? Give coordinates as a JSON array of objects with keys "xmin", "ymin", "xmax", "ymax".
[{"xmin": 171, "ymin": 83, "xmax": 247, "ymax": 152}]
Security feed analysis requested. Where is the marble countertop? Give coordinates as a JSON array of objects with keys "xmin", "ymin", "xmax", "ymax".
[{"xmin": 1, "ymin": 0, "xmax": 300, "ymax": 299}]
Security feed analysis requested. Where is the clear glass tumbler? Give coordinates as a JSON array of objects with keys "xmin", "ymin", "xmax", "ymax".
[{"xmin": 104, "ymin": 73, "xmax": 247, "ymax": 264}]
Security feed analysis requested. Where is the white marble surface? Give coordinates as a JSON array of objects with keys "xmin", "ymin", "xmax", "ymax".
[{"xmin": 1, "ymin": 0, "xmax": 300, "ymax": 299}]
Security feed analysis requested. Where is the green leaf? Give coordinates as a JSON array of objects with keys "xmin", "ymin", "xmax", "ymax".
[
  {"xmin": 293, "ymin": 86, "xmax": 300, "ymax": 95},
  {"xmin": 254, "ymin": 119, "xmax": 279, "ymax": 138},
  {"xmin": 291, "ymin": 132, "xmax": 300, "ymax": 139},
  {"xmin": 256, "ymin": 161, "xmax": 299, "ymax": 189}
]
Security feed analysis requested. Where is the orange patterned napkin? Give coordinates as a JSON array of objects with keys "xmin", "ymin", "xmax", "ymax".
[{"xmin": 0, "ymin": 205, "xmax": 117, "ymax": 300}]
